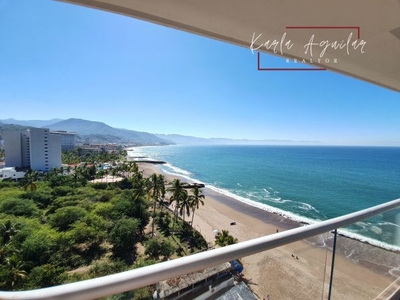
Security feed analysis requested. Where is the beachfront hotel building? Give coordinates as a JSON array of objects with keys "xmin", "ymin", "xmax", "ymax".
[
  {"xmin": 50, "ymin": 130, "xmax": 76, "ymax": 150},
  {"xmin": 4, "ymin": 127, "xmax": 61, "ymax": 172}
]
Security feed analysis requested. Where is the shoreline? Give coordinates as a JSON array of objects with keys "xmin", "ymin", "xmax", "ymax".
[
  {"xmin": 205, "ymin": 185, "xmax": 400, "ymax": 255},
  {"xmin": 138, "ymin": 162, "xmax": 397, "ymax": 299},
  {"xmin": 145, "ymin": 159, "xmax": 400, "ymax": 253}
]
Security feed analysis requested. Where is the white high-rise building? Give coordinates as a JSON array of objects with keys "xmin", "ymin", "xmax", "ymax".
[{"xmin": 4, "ymin": 128, "xmax": 61, "ymax": 172}]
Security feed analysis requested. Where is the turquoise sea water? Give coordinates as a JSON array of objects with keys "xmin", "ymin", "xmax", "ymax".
[{"xmin": 128, "ymin": 145, "xmax": 400, "ymax": 251}]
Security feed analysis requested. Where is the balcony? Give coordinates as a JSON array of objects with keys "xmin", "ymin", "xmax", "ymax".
[{"xmin": 0, "ymin": 198, "xmax": 399, "ymax": 300}]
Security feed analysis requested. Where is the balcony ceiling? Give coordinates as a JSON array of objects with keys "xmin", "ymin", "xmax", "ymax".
[{"xmin": 60, "ymin": 0, "xmax": 400, "ymax": 92}]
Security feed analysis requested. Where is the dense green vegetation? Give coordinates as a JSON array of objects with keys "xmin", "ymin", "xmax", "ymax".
[
  {"xmin": 62, "ymin": 148, "xmax": 127, "ymax": 165},
  {"xmin": 0, "ymin": 155, "xmax": 207, "ymax": 298}
]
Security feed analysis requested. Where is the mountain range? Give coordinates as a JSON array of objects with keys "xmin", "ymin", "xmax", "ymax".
[
  {"xmin": 156, "ymin": 134, "xmax": 321, "ymax": 145},
  {"xmin": 1, "ymin": 118, "xmax": 64, "ymax": 128},
  {"xmin": 0, "ymin": 118, "xmax": 321, "ymax": 146},
  {"xmin": 0, "ymin": 118, "xmax": 170, "ymax": 146}
]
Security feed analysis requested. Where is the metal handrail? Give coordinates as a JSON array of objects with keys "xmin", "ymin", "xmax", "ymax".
[{"xmin": 1, "ymin": 198, "xmax": 400, "ymax": 300}]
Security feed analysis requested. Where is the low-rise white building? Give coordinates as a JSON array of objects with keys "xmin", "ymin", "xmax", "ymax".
[{"xmin": 0, "ymin": 167, "xmax": 26, "ymax": 181}]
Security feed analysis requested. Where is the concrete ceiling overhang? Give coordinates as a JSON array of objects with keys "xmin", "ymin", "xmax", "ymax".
[{"xmin": 60, "ymin": 0, "xmax": 400, "ymax": 92}]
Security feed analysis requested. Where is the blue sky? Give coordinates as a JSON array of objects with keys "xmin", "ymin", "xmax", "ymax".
[{"xmin": 0, "ymin": 0, "xmax": 399, "ymax": 146}]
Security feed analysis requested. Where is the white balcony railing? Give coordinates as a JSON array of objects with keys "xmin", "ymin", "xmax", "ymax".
[{"xmin": 1, "ymin": 198, "xmax": 400, "ymax": 300}]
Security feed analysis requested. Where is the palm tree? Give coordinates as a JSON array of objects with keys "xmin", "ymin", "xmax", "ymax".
[
  {"xmin": 215, "ymin": 230, "xmax": 238, "ymax": 247},
  {"xmin": 167, "ymin": 179, "xmax": 186, "ymax": 224},
  {"xmin": 0, "ymin": 221, "xmax": 20, "ymax": 244},
  {"xmin": 148, "ymin": 173, "xmax": 163, "ymax": 237},
  {"xmin": 125, "ymin": 163, "xmax": 132, "ymax": 178},
  {"xmin": 158, "ymin": 174, "xmax": 166, "ymax": 211},
  {"xmin": 178, "ymin": 189, "xmax": 190, "ymax": 221},
  {"xmin": 130, "ymin": 169, "xmax": 144, "ymax": 186},
  {"xmin": 0, "ymin": 242, "xmax": 14, "ymax": 265},
  {"xmin": 189, "ymin": 186, "xmax": 205, "ymax": 226},
  {"xmin": 148, "ymin": 173, "xmax": 160, "ymax": 199},
  {"xmin": 132, "ymin": 178, "xmax": 149, "ymax": 201},
  {"xmin": 0, "ymin": 222, "xmax": 19, "ymax": 266},
  {"xmin": 22, "ymin": 170, "xmax": 38, "ymax": 192},
  {"xmin": 128, "ymin": 161, "xmax": 139, "ymax": 175},
  {"xmin": 3, "ymin": 255, "xmax": 27, "ymax": 290}
]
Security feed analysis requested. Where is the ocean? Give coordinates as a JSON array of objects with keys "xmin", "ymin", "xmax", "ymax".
[{"xmin": 128, "ymin": 145, "xmax": 400, "ymax": 251}]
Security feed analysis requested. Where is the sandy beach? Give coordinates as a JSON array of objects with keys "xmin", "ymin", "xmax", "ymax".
[{"xmin": 139, "ymin": 162, "xmax": 396, "ymax": 299}]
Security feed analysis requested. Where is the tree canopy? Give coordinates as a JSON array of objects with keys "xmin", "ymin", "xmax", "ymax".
[{"xmin": 0, "ymin": 156, "xmax": 207, "ymax": 293}]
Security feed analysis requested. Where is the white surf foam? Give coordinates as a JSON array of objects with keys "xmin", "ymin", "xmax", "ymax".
[
  {"xmin": 163, "ymin": 163, "xmax": 192, "ymax": 176},
  {"xmin": 377, "ymin": 221, "xmax": 400, "ymax": 228},
  {"xmin": 336, "ymin": 228, "xmax": 400, "ymax": 252},
  {"xmin": 204, "ymin": 184, "xmax": 318, "ymax": 225}
]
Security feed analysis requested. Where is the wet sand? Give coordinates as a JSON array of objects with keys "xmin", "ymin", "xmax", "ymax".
[{"xmin": 139, "ymin": 162, "xmax": 397, "ymax": 299}]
